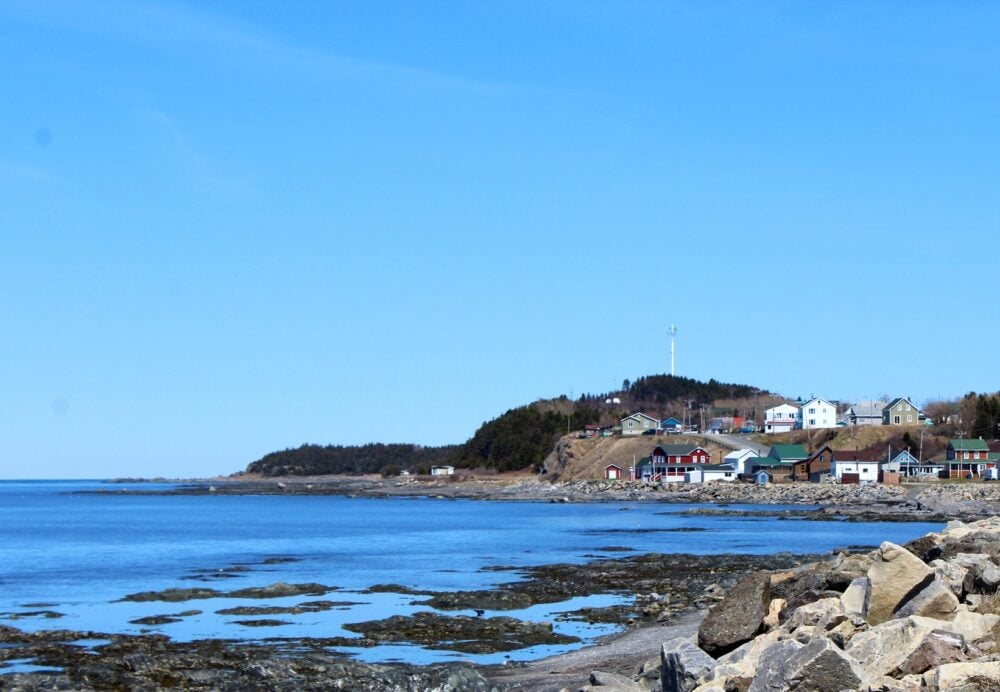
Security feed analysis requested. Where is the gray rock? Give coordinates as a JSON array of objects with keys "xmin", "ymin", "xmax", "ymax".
[
  {"xmin": 746, "ymin": 639, "xmax": 803, "ymax": 692},
  {"xmin": 587, "ymin": 669, "xmax": 643, "ymax": 691},
  {"xmin": 698, "ymin": 572, "xmax": 770, "ymax": 656},
  {"xmin": 749, "ymin": 638, "xmax": 868, "ymax": 691},
  {"xmin": 661, "ymin": 637, "xmax": 717, "ymax": 692}
]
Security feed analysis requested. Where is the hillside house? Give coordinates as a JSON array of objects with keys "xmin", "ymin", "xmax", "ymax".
[
  {"xmin": 845, "ymin": 400, "xmax": 887, "ymax": 427},
  {"xmin": 801, "ymin": 397, "xmax": 838, "ymax": 429},
  {"xmin": 883, "ymin": 398, "xmax": 921, "ymax": 426},
  {"xmin": 661, "ymin": 417, "xmax": 683, "ymax": 432},
  {"xmin": 620, "ymin": 412, "xmax": 660, "ymax": 435},
  {"xmin": 604, "ymin": 464, "xmax": 623, "ymax": 480},
  {"xmin": 764, "ymin": 404, "xmax": 800, "ymax": 434}
]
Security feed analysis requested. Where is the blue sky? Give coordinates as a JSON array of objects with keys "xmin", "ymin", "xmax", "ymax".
[{"xmin": 2, "ymin": 1, "xmax": 999, "ymax": 478}]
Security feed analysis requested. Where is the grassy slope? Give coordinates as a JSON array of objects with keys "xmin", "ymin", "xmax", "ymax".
[{"xmin": 548, "ymin": 434, "xmax": 732, "ymax": 481}]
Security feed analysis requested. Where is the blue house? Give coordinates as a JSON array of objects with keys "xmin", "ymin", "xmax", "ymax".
[{"xmin": 661, "ymin": 417, "xmax": 683, "ymax": 432}]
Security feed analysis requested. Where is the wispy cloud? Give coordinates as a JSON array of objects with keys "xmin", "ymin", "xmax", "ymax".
[
  {"xmin": 2, "ymin": 0, "xmax": 503, "ymax": 94},
  {"xmin": 137, "ymin": 107, "xmax": 251, "ymax": 196}
]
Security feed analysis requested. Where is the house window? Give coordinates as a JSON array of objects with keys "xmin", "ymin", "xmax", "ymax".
[
  {"xmin": 809, "ymin": 408, "xmax": 816, "ymax": 414},
  {"xmin": 894, "ymin": 416, "xmax": 900, "ymax": 424},
  {"xmin": 907, "ymin": 415, "xmax": 913, "ymax": 423},
  {"xmin": 628, "ymin": 421, "xmax": 634, "ymax": 428},
  {"xmin": 809, "ymin": 419, "xmax": 816, "ymax": 426}
]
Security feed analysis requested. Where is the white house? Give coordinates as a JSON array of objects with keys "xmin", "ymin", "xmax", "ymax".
[
  {"xmin": 620, "ymin": 412, "xmax": 660, "ymax": 435},
  {"xmin": 685, "ymin": 465, "xmax": 738, "ymax": 484},
  {"xmin": 430, "ymin": 465, "xmax": 455, "ymax": 476},
  {"xmin": 723, "ymin": 448, "xmax": 757, "ymax": 475},
  {"xmin": 764, "ymin": 404, "xmax": 800, "ymax": 434},
  {"xmin": 801, "ymin": 397, "xmax": 838, "ymax": 429},
  {"xmin": 831, "ymin": 459, "xmax": 880, "ymax": 484}
]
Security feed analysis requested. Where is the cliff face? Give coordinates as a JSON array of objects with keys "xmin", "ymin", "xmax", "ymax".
[{"xmin": 542, "ymin": 434, "xmax": 731, "ymax": 481}]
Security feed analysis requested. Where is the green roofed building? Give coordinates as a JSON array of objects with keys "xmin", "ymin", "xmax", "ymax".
[
  {"xmin": 946, "ymin": 438, "xmax": 993, "ymax": 479},
  {"xmin": 768, "ymin": 444, "xmax": 809, "ymax": 462}
]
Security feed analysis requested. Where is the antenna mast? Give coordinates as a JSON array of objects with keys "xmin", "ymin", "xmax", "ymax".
[{"xmin": 668, "ymin": 324, "xmax": 677, "ymax": 376}]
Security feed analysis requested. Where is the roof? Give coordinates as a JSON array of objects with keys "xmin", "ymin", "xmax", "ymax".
[
  {"xmin": 653, "ymin": 444, "xmax": 706, "ymax": 456},
  {"xmin": 766, "ymin": 403, "xmax": 799, "ymax": 412},
  {"xmin": 700, "ymin": 464, "xmax": 737, "ymax": 472},
  {"xmin": 884, "ymin": 397, "xmax": 918, "ymax": 411},
  {"xmin": 749, "ymin": 458, "xmax": 788, "ymax": 468},
  {"xmin": 724, "ymin": 448, "xmax": 757, "ymax": 459},
  {"xmin": 832, "ymin": 458, "xmax": 881, "ymax": 466},
  {"xmin": 621, "ymin": 412, "xmax": 659, "ymax": 424},
  {"xmin": 802, "ymin": 397, "xmax": 835, "ymax": 408},
  {"xmin": 769, "ymin": 444, "xmax": 809, "ymax": 461},
  {"xmin": 661, "ymin": 417, "xmax": 682, "ymax": 426},
  {"xmin": 849, "ymin": 401, "xmax": 887, "ymax": 418},
  {"xmin": 950, "ymin": 439, "xmax": 990, "ymax": 452}
]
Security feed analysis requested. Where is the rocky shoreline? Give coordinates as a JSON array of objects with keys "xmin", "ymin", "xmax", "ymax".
[{"xmin": 110, "ymin": 475, "xmax": 1000, "ymax": 523}]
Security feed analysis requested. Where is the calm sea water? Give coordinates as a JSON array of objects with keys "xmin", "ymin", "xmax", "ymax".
[{"xmin": 0, "ymin": 480, "xmax": 942, "ymax": 665}]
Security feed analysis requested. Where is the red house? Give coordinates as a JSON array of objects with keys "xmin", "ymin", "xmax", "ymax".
[
  {"xmin": 638, "ymin": 444, "xmax": 712, "ymax": 482},
  {"xmin": 604, "ymin": 464, "xmax": 623, "ymax": 480}
]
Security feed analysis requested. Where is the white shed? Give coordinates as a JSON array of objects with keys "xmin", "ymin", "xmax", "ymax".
[{"xmin": 430, "ymin": 465, "xmax": 455, "ymax": 477}]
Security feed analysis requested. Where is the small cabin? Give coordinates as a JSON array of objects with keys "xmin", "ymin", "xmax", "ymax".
[
  {"xmin": 430, "ymin": 465, "xmax": 455, "ymax": 477},
  {"xmin": 604, "ymin": 464, "xmax": 623, "ymax": 481}
]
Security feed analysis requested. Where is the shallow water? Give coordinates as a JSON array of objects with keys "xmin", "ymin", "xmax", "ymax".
[{"xmin": 0, "ymin": 480, "xmax": 941, "ymax": 664}]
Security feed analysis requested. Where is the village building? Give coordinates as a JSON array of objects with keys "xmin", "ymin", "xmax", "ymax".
[
  {"xmin": 891, "ymin": 450, "xmax": 944, "ymax": 479},
  {"xmin": 801, "ymin": 397, "xmax": 838, "ymax": 429},
  {"xmin": 604, "ymin": 464, "xmax": 623, "ymax": 480},
  {"xmin": 723, "ymin": 448, "xmax": 757, "ymax": 475},
  {"xmin": 831, "ymin": 457, "xmax": 880, "ymax": 484},
  {"xmin": 946, "ymin": 438, "xmax": 994, "ymax": 479},
  {"xmin": 764, "ymin": 403, "xmax": 799, "ymax": 434},
  {"xmin": 430, "ymin": 465, "xmax": 455, "ymax": 476},
  {"xmin": 636, "ymin": 444, "xmax": 712, "ymax": 482},
  {"xmin": 844, "ymin": 400, "xmax": 887, "ymax": 426},
  {"xmin": 620, "ymin": 412, "xmax": 660, "ymax": 435},
  {"xmin": 883, "ymin": 398, "xmax": 921, "ymax": 426}
]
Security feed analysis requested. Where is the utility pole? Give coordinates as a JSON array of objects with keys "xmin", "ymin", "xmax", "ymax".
[{"xmin": 668, "ymin": 325, "xmax": 677, "ymax": 377}]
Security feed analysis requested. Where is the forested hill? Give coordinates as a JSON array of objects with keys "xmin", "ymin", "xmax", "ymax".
[
  {"xmin": 622, "ymin": 375, "xmax": 764, "ymax": 406},
  {"xmin": 244, "ymin": 374, "xmax": 771, "ymax": 476},
  {"xmin": 246, "ymin": 443, "xmax": 460, "ymax": 477}
]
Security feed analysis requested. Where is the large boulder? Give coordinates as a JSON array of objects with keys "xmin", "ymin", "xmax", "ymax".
[
  {"xmin": 867, "ymin": 542, "xmax": 934, "ymax": 625},
  {"xmin": 698, "ymin": 572, "xmax": 770, "ymax": 656},
  {"xmin": 748, "ymin": 638, "xmax": 866, "ymax": 692},
  {"xmin": 894, "ymin": 579, "xmax": 961, "ymax": 620},
  {"xmin": 845, "ymin": 615, "xmax": 943, "ymax": 678},
  {"xmin": 661, "ymin": 638, "xmax": 717, "ymax": 692}
]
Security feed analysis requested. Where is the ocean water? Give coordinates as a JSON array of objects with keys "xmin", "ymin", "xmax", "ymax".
[{"xmin": 0, "ymin": 480, "xmax": 942, "ymax": 665}]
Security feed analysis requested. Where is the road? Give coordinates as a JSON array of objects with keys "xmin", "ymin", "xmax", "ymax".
[{"xmin": 711, "ymin": 433, "xmax": 770, "ymax": 456}]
